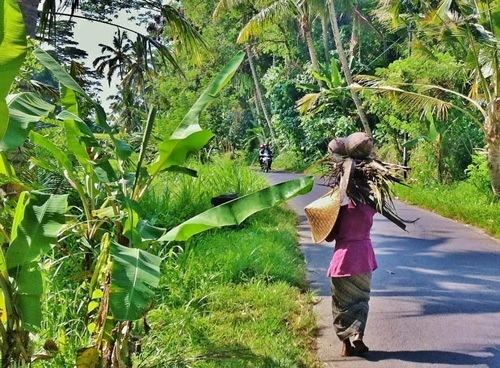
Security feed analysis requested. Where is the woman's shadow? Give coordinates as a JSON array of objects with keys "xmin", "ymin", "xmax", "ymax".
[{"xmin": 363, "ymin": 346, "xmax": 499, "ymax": 366}]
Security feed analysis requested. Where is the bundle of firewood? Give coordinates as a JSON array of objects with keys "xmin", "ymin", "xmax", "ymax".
[{"xmin": 321, "ymin": 133, "xmax": 414, "ymax": 230}]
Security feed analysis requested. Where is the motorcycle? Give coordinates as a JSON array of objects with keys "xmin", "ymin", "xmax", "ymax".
[{"xmin": 260, "ymin": 154, "xmax": 272, "ymax": 173}]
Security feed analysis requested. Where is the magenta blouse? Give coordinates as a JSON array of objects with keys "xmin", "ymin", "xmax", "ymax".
[{"xmin": 327, "ymin": 202, "xmax": 378, "ymax": 277}]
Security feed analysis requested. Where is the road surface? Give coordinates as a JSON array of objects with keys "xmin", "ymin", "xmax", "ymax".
[{"xmin": 266, "ymin": 171, "xmax": 500, "ymax": 368}]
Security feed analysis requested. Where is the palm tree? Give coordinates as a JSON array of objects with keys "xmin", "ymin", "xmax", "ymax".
[
  {"xmin": 121, "ymin": 35, "xmax": 159, "ymax": 106},
  {"xmin": 371, "ymin": 0, "xmax": 500, "ymax": 197},
  {"xmin": 92, "ymin": 29, "xmax": 133, "ymax": 86},
  {"xmin": 327, "ymin": 0, "xmax": 372, "ymax": 136},
  {"xmin": 226, "ymin": 0, "xmax": 323, "ymax": 75},
  {"xmin": 246, "ymin": 45, "xmax": 276, "ymax": 142},
  {"xmin": 18, "ymin": 0, "xmax": 205, "ymax": 75}
]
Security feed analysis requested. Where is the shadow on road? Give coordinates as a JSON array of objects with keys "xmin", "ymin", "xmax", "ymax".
[
  {"xmin": 372, "ymin": 233, "xmax": 500, "ymax": 316},
  {"xmin": 362, "ymin": 347, "xmax": 499, "ymax": 366}
]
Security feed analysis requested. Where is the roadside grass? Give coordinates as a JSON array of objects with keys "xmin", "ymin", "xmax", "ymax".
[
  {"xmin": 136, "ymin": 156, "xmax": 319, "ymax": 367},
  {"xmin": 36, "ymin": 155, "xmax": 319, "ymax": 367},
  {"xmin": 393, "ymin": 181, "xmax": 500, "ymax": 239},
  {"xmin": 137, "ymin": 207, "xmax": 319, "ymax": 367},
  {"xmin": 272, "ymin": 150, "xmax": 312, "ymax": 173}
]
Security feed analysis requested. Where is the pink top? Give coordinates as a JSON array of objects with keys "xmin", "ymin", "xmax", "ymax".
[{"xmin": 327, "ymin": 202, "xmax": 377, "ymax": 277}]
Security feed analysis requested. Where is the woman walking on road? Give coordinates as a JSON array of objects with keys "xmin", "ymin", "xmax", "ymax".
[{"xmin": 304, "ymin": 132, "xmax": 410, "ymax": 357}]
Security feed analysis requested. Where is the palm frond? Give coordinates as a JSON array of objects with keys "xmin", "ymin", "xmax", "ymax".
[
  {"xmin": 320, "ymin": 157, "xmax": 414, "ymax": 230},
  {"xmin": 213, "ymin": 0, "xmax": 248, "ymax": 18},
  {"xmin": 353, "ymin": 76, "xmax": 487, "ymax": 126},
  {"xmin": 159, "ymin": 4, "xmax": 207, "ymax": 64},
  {"xmin": 237, "ymin": 0, "xmax": 294, "ymax": 43},
  {"xmin": 296, "ymin": 92, "xmax": 322, "ymax": 115}
]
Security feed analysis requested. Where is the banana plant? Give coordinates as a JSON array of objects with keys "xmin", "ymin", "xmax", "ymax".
[
  {"xmin": 2, "ymin": 14, "xmax": 314, "ymax": 364},
  {"xmin": 297, "ymin": 56, "xmax": 351, "ymax": 115},
  {"xmin": 0, "ymin": 2, "xmax": 69, "ymax": 365}
]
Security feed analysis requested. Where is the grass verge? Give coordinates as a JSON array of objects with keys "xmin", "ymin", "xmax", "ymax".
[
  {"xmin": 393, "ymin": 181, "xmax": 500, "ymax": 239},
  {"xmin": 135, "ymin": 158, "xmax": 320, "ymax": 367},
  {"xmin": 137, "ymin": 208, "xmax": 319, "ymax": 367}
]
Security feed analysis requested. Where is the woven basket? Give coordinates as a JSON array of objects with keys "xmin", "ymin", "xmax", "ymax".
[
  {"xmin": 305, "ymin": 189, "xmax": 342, "ymax": 243},
  {"xmin": 305, "ymin": 158, "xmax": 353, "ymax": 243}
]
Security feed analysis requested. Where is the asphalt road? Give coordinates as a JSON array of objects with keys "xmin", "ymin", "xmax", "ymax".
[{"xmin": 266, "ymin": 171, "xmax": 500, "ymax": 368}]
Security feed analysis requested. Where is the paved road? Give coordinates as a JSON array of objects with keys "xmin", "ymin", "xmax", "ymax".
[{"xmin": 266, "ymin": 171, "xmax": 500, "ymax": 368}]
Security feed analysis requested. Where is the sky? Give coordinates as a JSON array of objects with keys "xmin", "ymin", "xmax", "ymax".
[{"xmin": 71, "ymin": 11, "xmax": 145, "ymax": 110}]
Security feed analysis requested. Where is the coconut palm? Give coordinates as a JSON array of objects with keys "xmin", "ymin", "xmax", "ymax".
[
  {"xmin": 121, "ymin": 35, "xmax": 158, "ymax": 99},
  {"xmin": 18, "ymin": 0, "xmax": 205, "ymax": 75},
  {"xmin": 368, "ymin": 0, "xmax": 500, "ymax": 197},
  {"xmin": 326, "ymin": 0, "xmax": 374, "ymax": 136},
  {"xmin": 92, "ymin": 29, "xmax": 133, "ymax": 86},
  {"xmin": 216, "ymin": 0, "xmax": 324, "ymax": 75}
]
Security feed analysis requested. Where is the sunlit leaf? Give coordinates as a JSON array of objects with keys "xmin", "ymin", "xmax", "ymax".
[
  {"xmin": 0, "ymin": 0, "xmax": 27, "ymax": 141},
  {"xmin": 159, "ymin": 176, "xmax": 314, "ymax": 242},
  {"xmin": 109, "ymin": 243, "xmax": 161, "ymax": 321},
  {"xmin": 148, "ymin": 51, "xmax": 245, "ymax": 176},
  {"xmin": 6, "ymin": 191, "xmax": 68, "ymax": 268},
  {"xmin": 1, "ymin": 93, "xmax": 55, "ymax": 152}
]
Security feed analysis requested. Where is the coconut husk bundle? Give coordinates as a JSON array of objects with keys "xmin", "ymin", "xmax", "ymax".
[{"xmin": 321, "ymin": 132, "xmax": 415, "ymax": 231}]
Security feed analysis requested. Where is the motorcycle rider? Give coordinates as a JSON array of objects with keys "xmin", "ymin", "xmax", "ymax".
[{"xmin": 258, "ymin": 143, "xmax": 273, "ymax": 170}]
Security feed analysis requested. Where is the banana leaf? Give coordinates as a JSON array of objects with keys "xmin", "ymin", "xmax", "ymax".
[
  {"xmin": 109, "ymin": 242, "xmax": 161, "ymax": 321},
  {"xmin": 1, "ymin": 92, "xmax": 55, "ymax": 152},
  {"xmin": 15, "ymin": 262, "xmax": 43, "ymax": 332},
  {"xmin": 159, "ymin": 176, "xmax": 314, "ymax": 242},
  {"xmin": 0, "ymin": 0, "xmax": 27, "ymax": 141},
  {"xmin": 148, "ymin": 51, "xmax": 245, "ymax": 176},
  {"xmin": 6, "ymin": 191, "xmax": 68, "ymax": 268}
]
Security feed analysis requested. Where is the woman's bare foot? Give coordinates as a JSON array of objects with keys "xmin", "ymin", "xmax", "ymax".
[{"xmin": 341, "ymin": 338, "xmax": 354, "ymax": 357}]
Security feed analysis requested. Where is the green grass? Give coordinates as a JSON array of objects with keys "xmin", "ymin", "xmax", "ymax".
[
  {"xmin": 134, "ymin": 156, "xmax": 319, "ymax": 367},
  {"xmin": 272, "ymin": 151, "xmax": 312, "ymax": 173},
  {"xmin": 35, "ymin": 156, "xmax": 319, "ymax": 367},
  {"xmin": 137, "ymin": 207, "xmax": 319, "ymax": 367},
  {"xmin": 394, "ymin": 181, "xmax": 500, "ymax": 239}
]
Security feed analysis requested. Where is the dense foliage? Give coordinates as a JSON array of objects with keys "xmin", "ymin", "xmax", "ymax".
[{"xmin": 1, "ymin": 0, "xmax": 500, "ymax": 366}]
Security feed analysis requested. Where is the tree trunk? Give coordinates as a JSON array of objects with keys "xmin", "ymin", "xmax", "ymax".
[
  {"xmin": 349, "ymin": 12, "xmax": 359, "ymax": 68},
  {"xmin": 246, "ymin": 47, "xmax": 276, "ymax": 144},
  {"xmin": 327, "ymin": 0, "xmax": 372, "ymax": 137},
  {"xmin": 320, "ymin": 14, "xmax": 330, "ymax": 63},
  {"xmin": 486, "ymin": 97, "xmax": 500, "ymax": 198},
  {"xmin": 16, "ymin": 0, "xmax": 41, "ymax": 37},
  {"xmin": 301, "ymin": 16, "xmax": 321, "ymax": 75}
]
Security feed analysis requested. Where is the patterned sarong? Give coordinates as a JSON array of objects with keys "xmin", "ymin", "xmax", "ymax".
[{"xmin": 330, "ymin": 272, "xmax": 372, "ymax": 341}]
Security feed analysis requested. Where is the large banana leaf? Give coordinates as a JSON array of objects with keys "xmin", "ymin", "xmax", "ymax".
[
  {"xmin": 148, "ymin": 51, "xmax": 245, "ymax": 176},
  {"xmin": 6, "ymin": 191, "xmax": 68, "ymax": 268},
  {"xmin": 15, "ymin": 262, "xmax": 43, "ymax": 332},
  {"xmin": 159, "ymin": 176, "xmax": 314, "ymax": 242},
  {"xmin": 109, "ymin": 243, "xmax": 161, "ymax": 321},
  {"xmin": 0, "ymin": 0, "xmax": 27, "ymax": 142},
  {"xmin": 1, "ymin": 92, "xmax": 55, "ymax": 152},
  {"xmin": 33, "ymin": 48, "xmax": 132, "ymax": 160}
]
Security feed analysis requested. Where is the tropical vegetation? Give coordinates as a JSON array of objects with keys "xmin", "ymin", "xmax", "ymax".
[{"xmin": 1, "ymin": 0, "xmax": 499, "ymax": 366}]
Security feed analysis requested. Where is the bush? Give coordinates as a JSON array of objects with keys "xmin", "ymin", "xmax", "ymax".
[{"xmin": 465, "ymin": 148, "xmax": 491, "ymax": 194}]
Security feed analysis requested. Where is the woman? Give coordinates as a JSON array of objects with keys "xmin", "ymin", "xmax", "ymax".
[
  {"xmin": 305, "ymin": 132, "xmax": 409, "ymax": 357},
  {"xmin": 326, "ymin": 199, "xmax": 376, "ymax": 356}
]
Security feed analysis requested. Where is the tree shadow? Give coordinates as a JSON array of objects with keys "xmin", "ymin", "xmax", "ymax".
[{"xmin": 371, "ymin": 230, "xmax": 500, "ymax": 316}]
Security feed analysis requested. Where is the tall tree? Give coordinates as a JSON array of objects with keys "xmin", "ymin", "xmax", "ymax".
[
  {"xmin": 226, "ymin": 0, "xmax": 324, "ymax": 76},
  {"xmin": 92, "ymin": 29, "xmax": 133, "ymax": 85},
  {"xmin": 372, "ymin": 0, "xmax": 500, "ymax": 196},
  {"xmin": 327, "ymin": 0, "xmax": 372, "ymax": 136}
]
